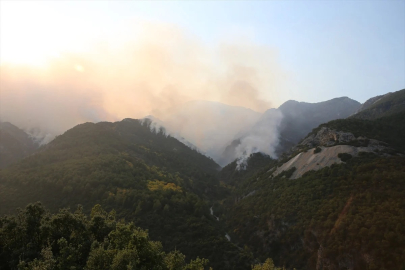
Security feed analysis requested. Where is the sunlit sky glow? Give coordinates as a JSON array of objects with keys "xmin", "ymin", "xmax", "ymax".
[{"xmin": 1, "ymin": 0, "xmax": 404, "ymax": 106}]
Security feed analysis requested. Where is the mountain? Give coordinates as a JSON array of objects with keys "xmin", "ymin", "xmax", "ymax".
[
  {"xmin": 0, "ymin": 122, "xmax": 39, "ymax": 168},
  {"xmin": 277, "ymin": 97, "xmax": 361, "ymax": 145},
  {"xmin": 351, "ymin": 88, "xmax": 405, "ymax": 120},
  {"xmin": 0, "ymin": 118, "xmax": 251, "ymax": 269},
  {"xmin": 1, "ymin": 90, "xmax": 404, "ymax": 269},
  {"xmin": 218, "ymin": 91, "xmax": 405, "ymax": 269},
  {"xmin": 220, "ymin": 97, "xmax": 361, "ymax": 165}
]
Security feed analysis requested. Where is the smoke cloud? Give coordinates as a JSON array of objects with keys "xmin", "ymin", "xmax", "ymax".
[
  {"xmin": 0, "ymin": 22, "xmax": 284, "ymax": 163},
  {"xmin": 235, "ymin": 109, "xmax": 283, "ymax": 169}
]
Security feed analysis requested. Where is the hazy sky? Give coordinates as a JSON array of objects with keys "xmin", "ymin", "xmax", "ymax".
[
  {"xmin": 2, "ymin": 0, "xmax": 404, "ymax": 104},
  {"xmin": 1, "ymin": 0, "xmax": 404, "ymax": 140}
]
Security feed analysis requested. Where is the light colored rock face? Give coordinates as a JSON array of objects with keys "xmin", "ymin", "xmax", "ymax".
[
  {"xmin": 299, "ymin": 127, "xmax": 356, "ymax": 148},
  {"xmin": 276, "ymin": 126, "xmax": 398, "ymax": 179},
  {"xmin": 273, "ymin": 145, "xmax": 377, "ymax": 179}
]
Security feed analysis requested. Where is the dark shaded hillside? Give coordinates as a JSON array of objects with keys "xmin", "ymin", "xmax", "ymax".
[
  {"xmin": 0, "ymin": 119, "xmax": 249, "ymax": 269},
  {"xmin": 309, "ymin": 110, "xmax": 405, "ymax": 153},
  {"xmin": 222, "ymin": 154, "xmax": 405, "ymax": 270},
  {"xmin": 351, "ymin": 88, "xmax": 405, "ymax": 120},
  {"xmin": 219, "ymin": 153, "xmax": 275, "ymax": 186},
  {"xmin": 42, "ymin": 118, "xmax": 220, "ymax": 177},
  {"xmin": 0, "ymin": 122, "xmax": 39, "ymax": 168},
  {"xmin": 220, "ymin": 99, "xmax": 405, "ymax": 269}
]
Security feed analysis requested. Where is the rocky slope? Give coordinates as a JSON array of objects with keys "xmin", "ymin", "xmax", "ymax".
[{"xmin": 272, "ymin": 127, "xmax": 399, "ymax": 179}]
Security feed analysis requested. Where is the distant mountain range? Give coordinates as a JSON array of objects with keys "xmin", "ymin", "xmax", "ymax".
[
  {"xmin": 0, "ymin": 95, "xmax": 368, "ymax": 168},
  {"xmin": 5, "ymin": 90, "xmax": 405, "ymax": 170},
  {"xmin": 219, "ymin": 96, "xmax": 361, "ymax": 166},
  {"xmin": 1, "ymin": 88, "xmax": 404, "ymax": 269}
]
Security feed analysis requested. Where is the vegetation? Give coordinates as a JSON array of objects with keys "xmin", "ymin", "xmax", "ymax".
[
  {"xmin": 338, "ymin": 153, "xmax": 352, "ymax": 162},
  {"xmin": 0, "ymin": 203, "xmax": 211, "ymax": 270},
  {"xmin": 351, "ymin": 88, "xmax": 405, "ymax": 120},
  {"xmin": 2, "ymin": 91, "xmax": 405, "ymax": 269},
  {"xmin": 222, "ymin": 105, "xmax": 405, "ymax": 269},
  {"xmin": 0, "ymin": 119, "xmax": 249, "ymax": 269},
  {"xmin": 219, "ymin": 153, "xmax": 275, "ymax": 186},
  {"xmin": 251, "ymin": 258, "xmax": 288, "ymax": 270},
  {"xmin": 308, "ymin": 111, "xmax": 405, "ymax": 152},
  {"xmin": 313, "ymin": 147, "xmax": 321, "ymax": 154},
  {"xmin": 222, "ymin": 153, "xmax": 405, "ymax": 270},
  {"xmin": 0, "ymin": 122, "xmax": 38, "ymax": 168}
]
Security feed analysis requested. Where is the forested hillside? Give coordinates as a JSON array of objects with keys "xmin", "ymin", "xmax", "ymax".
[
  {"xmin": 351, "ymin": 88, "xmax": 405, "ymax": 120},
  {"xmin": 222, "ymin": 154, "xmax": 405, "ymax": 269},
  {"xmin": 0, "ymin": 122, "xmax": 39, "ymax": 168},
  {"xmin": 219, "ymin": 100, "xmax": 405, "ymax": 269},
  {"xmin": 0, "ymin": 119, "xmax": 250, "ymax": 269}
]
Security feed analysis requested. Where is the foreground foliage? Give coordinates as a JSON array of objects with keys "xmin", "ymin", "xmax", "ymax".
[{"xmin": 0, "ymin": 203, "xmax": 211, "ymax": 270}]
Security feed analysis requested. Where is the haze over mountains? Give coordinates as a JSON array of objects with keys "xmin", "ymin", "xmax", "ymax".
[
  {"xmin": 1, "ymin": 88, "xmax": 404, "ymax": 270},
  {"xmin": 1, "ymin": 1, "xmax": 404, "ymax": 268},
  {"xmin": 0, "ymin": 95, "xmax": 362, "ymax": 169}
]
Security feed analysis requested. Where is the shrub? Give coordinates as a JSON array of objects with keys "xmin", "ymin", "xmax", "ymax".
[{"xmin": 338, "ymin": 153, "xmax": 352, "ymax": 162}]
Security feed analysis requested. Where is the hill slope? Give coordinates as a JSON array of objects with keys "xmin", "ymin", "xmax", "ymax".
[
  {"xmin": 351, "ymin": 88, "xmax": 405, "ymax": 120},
  {"xmin": 219, "ymin": 96, "xmax": 405, "ymax": 269},
  {"xmin": 0, "ymin": 122, "xmax": 39, "ymax": 168},
  {"xmin": 0, "ymin": 118, "xmax": 250, "ymax": 269}
]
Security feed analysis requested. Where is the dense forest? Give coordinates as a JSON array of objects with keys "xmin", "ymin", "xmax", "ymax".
[
  {"xmin": 0, "ymin": 119, "xmax": 251, "ymax": 269},
  {"xmin": 0, "ymin": 203, "xmax": 211, "ymax": 270},
  {"xmin": 221, "ymin": 154, "xmax": 405, "ymax": 269}
]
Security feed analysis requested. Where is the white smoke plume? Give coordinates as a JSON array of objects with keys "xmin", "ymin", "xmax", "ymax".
[
  {"xmin": 139, "ymin": 115, "xmax": 201, "ymax": 153},
  {"xmin": 0, "ymin": 22, "xmax": 285, "ymax": 163},
  {"xmin": 235, "ymin": 109, "xmax": 283, "ymax": 169}
]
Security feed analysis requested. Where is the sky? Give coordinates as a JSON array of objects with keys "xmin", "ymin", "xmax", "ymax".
[{"xmin": 0, "ymin": 0, "xmax": 404, "ymax": 144}]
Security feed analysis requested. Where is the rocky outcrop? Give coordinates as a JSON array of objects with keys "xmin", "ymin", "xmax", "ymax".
[
  {"xmin": 294, "ymin": 127, "xmax": 387, "ymax": 151},
  {"xmin": 273, "ymin": 127, "xmax": 397, "ymax": 179},
  {"xmin": 299, "ymin": 127, "xmax": 356, "ymax": 148},
  {"xmin": 272, "ymin": 145, "xmax": 380, "ymax": 179}
]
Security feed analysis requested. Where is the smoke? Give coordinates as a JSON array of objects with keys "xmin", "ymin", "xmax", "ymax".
[
  {"xmin": 235, "ymin": 109, "xmax": 283, "ymax": 169},
  {"xmin": 161, "ymin": 100, "xmax": 262, "ymax": 165},
  {"xmin": 0, "ymin": 22, "xmax": 284, "ymax": 161}
]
